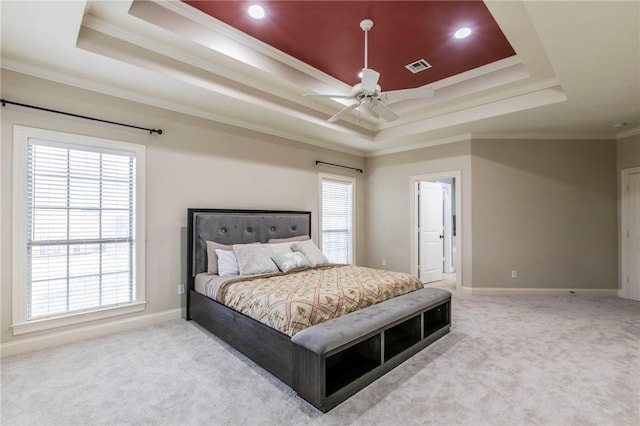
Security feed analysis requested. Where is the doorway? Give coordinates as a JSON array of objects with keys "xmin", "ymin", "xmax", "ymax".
[
  {"xmin": 410, "ymin": 171, "xmax": 461, "ymax": 291},
  {"xmin": 621, "ymin": 167, "xmax": 640, "ymax": 301}
]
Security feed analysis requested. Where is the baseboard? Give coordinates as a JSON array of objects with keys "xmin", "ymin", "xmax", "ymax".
[
  {"xmin": 458, "ymin": 287, "xmax": 619, "ymax": 296},
  {"xmin": 1, "ymin": 308, "xmax": 182, "ymax": 358}
]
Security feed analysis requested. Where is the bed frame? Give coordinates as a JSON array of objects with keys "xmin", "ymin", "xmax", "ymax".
[{"xmin": 186, "ymin": 208, "xmax": 451, "ymax": 412}]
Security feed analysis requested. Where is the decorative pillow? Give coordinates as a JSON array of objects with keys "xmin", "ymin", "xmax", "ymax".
[
  {"xmin": 291, "ymin": 240, "xmax": 329, "ymax": 267},
  {"xmin": 215, "ymin": 249, "xmax": 239, "ymax": 277},
  {"xmin": 267, "ymin": 235, "xmax": 310, "ymax": 244},
  {"xmin": 206, "ymin": 241, "xmax": 232, "ymax": 275},
  {"xmin": 271, "ymin": 252, "xmax": 311, "ymax": 273},
  {"xmin": 269, "ymin": 242, "xmax": 294, "ymax": 256},
  {"xmin": 207, "ymin": 241, "xmax": 261, "ymax": 274},
  {"xmin": 233, "ymin": 244, "xmax": 279, "ymax": 275}
]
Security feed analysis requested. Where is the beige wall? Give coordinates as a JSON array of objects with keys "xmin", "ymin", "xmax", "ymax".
[
  {"xmin": 365, "ymin": 137, "xmax": 619, "ymax": 291},
  {"xmin": 0, "ymin": 70, "xmax": 365, "ymax": 344},
  {"xmin": 471, "ymin": 139, "xmax": 618, "ymax": 289},
  {"xmin": 617, "ymin": 134, "xmax": 640, "ymax": 171},
  {"xmin": 363, "ymin": 141, "xmax": 473, "ymax": 287}
]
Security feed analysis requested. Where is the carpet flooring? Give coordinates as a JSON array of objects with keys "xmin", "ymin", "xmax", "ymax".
[{"xmin": 2, "ymin": 292, "xmax": 639, "ymax": 426}]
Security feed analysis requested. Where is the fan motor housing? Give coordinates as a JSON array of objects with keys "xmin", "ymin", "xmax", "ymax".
[{"xmin": 351, "ymin": 83, "xmax": 381, "ymax": 100}]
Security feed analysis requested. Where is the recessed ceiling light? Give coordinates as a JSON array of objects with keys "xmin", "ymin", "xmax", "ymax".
[
  {"xmin": 454, "ymin": 27, "xmax": 472, "ymax": 39},
  {"xmin": 247, "ymin": 4, "xmax": 266, "ymax": 20},
  {"xmin": 612, "ymin": 122, "xmax": 627, "ymax": 128}
]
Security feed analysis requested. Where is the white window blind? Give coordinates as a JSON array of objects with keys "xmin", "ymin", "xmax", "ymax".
[
  {"xmin": 320, "ymin": 175, "xmax": 354, "ymax": 264},
  {"xmin": 12, "ymin": 126, "xmax": 146, "ymax": 334},
  {"xmin": 27, "ymin": 141, "xmax": 136, "ymax": 319}
]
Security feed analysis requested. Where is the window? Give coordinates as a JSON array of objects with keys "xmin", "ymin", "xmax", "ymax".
[
  {"xmin": 12, "ymin": 126, "xmax": 146, "ymax": 335},
  {"xmin": 320, "ymin": 174, "xmax": 355, "ymax": 264}
]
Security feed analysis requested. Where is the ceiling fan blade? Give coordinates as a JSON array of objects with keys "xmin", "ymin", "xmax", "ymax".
[
  {"xmin": 367, "ymin": 105, "xmax": 379, "ymax": 119},
  {"xmin": 381, "ymin": 85, "xmax": 435, "ymax": 103},
  {"xmin": 303, "ymin": 93, "xmax": 354, "ymax": 99},
  {"xmin": 369, "ymin": 102, "xmax": 399, "ymax": 122},
  {"xmin": 361, "ymin": 68, "xmax": 380, "ymax": 93},
  {"xmin": 328, "ymin": 103, "xmax": 359, "ymax": 123}
]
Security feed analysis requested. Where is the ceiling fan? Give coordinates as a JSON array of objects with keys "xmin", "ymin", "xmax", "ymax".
[{"xmin": 305, "ymin": 19, "xmax": 435, "ymax": 123}]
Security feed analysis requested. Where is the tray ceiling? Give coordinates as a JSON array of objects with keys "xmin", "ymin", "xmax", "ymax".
[{"xmin": 1, "ymin": 0, "xmax": 638, "ymax": 156}]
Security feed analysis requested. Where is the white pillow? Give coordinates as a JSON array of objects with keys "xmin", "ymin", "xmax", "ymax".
[
  {"xmin": 269, "ymin": 242, "xmax": 294, "ymax": 256},
  {"xmin": 291, "ymin": 240, "xmax": 329, "ymax": 267},
  {"xmin": 215, "ymin": 249, "xmax": 239, "ymax": 277},
  {"xmin": 233, "ymin": 244, "xmax": 279, "ymax": 275},
  {"xmin": 206, "ymin": 241, "xmax": 232, "ymax": 275}
]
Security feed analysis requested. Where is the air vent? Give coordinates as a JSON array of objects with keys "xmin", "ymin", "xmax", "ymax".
[{"xmin": 405, "ymin": 59, "xmax": 432, "ymax": 74}]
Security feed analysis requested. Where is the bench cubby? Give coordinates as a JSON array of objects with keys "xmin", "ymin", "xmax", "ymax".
[
  {"xmin": 424, "ymin": 301, "xmax": 450, "ymax": 337},
  {"xmin": 384, "ymin": 314, "xmax": 421, "ymax": 361},
  {"xmin": 326, "ymin": 334, "xmax": 381, "ymax": 396}
]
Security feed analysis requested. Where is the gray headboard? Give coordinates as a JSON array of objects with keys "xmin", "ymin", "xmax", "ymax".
[{"xmin": 187, "ymin": 209, "xmax": 312, "ymax": 278}]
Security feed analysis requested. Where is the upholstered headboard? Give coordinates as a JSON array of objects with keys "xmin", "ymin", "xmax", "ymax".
[{"xmin": 187, "ymin": 209, "xmax": 312, "ymax": 278}]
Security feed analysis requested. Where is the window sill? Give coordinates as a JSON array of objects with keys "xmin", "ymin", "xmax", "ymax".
[{"xmin": 11, "ymin": 302, "xmax": 147, "ymax": 336}]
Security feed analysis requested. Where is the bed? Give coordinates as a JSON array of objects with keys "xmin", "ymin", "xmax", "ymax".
[{"xmin": 186, "ymin": 208, "xmax": 451, "ymax": 412}]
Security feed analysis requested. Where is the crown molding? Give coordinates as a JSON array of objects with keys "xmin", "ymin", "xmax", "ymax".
[
  {"xmin": 617, "ymin": 126, "xmax": 640, "ymax": 140},
  {"xmin": 376, "ymin": 77, "xmax": 563, "ymax": 134},
  {"xmin": 366, "ymin": 134, "xmax": 472, "ymax": 157},
  {"xmin": 5, "ymin": 58, "xmax": 622, "ymax": 158},
  {"xmin": 472, "ymin": 132, "xmax": 615, "ymax": 141},
  {"xmin": 1, "ymin": 61, "xmax": 367, "ymax": 157},
  {"xmin": 428, "ymin": 56, "xmax": 524, "ymax": 90}
]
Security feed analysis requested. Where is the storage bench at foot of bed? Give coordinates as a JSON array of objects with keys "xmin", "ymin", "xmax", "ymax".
[{"xmin": 291, "ymin": 287, "xmax": 451, "ymax": 412}]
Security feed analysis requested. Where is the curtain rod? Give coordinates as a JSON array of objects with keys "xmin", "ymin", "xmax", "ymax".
[
  {"xmin": 316, "ymin": 160, "xmax": 363, "ymax": 174},
  {"xmin": 1, "ymin": 98, "xmax": 163, "ymax": 135}
]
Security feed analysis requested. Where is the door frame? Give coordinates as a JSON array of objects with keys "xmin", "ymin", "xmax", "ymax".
[
  {"xmin": 410, "ymin": 171, "xmax": 462, "ymax": 291},
  {"xmin": 620, "ymin": 166, "xmax": 640, "ymax": 299},
  {"xmin": 441, "ymin": 181, "xmax": 454, "ymax": 273}
]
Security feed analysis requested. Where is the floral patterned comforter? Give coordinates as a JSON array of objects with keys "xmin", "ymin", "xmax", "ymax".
[{"xmin": 215, "ymin": 265, "xmax": 424, "ymax": 336}]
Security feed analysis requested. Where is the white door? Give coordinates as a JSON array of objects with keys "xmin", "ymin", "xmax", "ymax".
[
  {"xmin": 419, "ymin": 181, "xmax": 444, "ymax": 283},
  {"xmin": 627, "ymin": 172, "xmax": 640, "ymax": 301}
]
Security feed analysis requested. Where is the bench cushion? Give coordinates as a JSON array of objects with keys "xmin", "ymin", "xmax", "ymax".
[{"xmin": 291, "ymin": 287, "xmax": 451, "ymax": 354}]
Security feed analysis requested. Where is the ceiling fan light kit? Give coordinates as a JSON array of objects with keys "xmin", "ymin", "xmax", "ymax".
[{"xmin": 305, "ymin": 19, "xmax": 435, "ymax": 123}]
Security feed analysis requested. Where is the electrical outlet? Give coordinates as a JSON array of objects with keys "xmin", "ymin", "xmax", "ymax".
[
  {"xmin": 511, "ymin": 270, "xmax": 518, "ymax": 279},
  {"xmin": 382, "ymin": 259, "xmax": 387, "ymax": 266},
  {"xmin": 178, "ymin": 284, "xmax": 185, "ymax": 295}
]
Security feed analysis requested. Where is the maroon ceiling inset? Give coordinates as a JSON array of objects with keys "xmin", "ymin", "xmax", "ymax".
[{"xmin": 183, "ymin": 1, "xmax": 515, "ymax": 92}]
